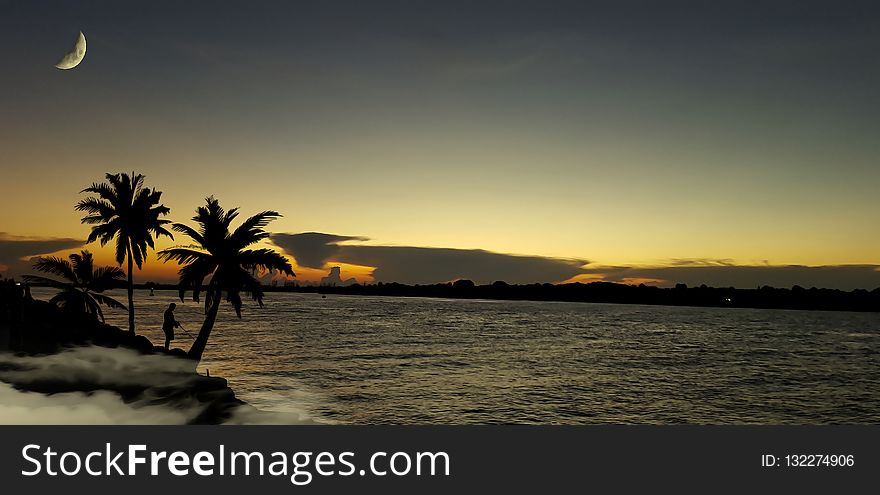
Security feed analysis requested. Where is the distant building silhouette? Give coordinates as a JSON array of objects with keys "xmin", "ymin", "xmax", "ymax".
[{"xmin": 320, "ymin": 266, "xmax": 357, "ymax": 286}]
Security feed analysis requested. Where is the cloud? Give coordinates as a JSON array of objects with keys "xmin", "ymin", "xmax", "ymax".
[
  {"xmin": 582, "ymin": 262, "xmax": 880, "ymax": 291},
  {"xmin": 274, "ymin": 233, "xmax": 367, "ymax": 269},
  {"xmin": 0, "ymin": 232, "xmax": 83, "ymax": 278},
  {"xmin": 271, "ymin": 234, "xmax": 880, "ymax": 289},
  {"xmin": 271, "ymin": 232, "xmax": 588, "ymax": 285}
]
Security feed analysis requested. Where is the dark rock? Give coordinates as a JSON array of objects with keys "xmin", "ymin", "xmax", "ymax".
[{"xmin": 0, "ymin": 281, "xmax": 254, "ymax": 424}]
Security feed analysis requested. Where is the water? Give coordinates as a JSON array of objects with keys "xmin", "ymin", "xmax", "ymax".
[{"xmin": 30, "ymin": 288, "xmax": 880, "ymax": 424}]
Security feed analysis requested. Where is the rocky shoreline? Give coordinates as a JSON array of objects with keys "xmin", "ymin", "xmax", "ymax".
[{"xmin": 0, "ymin": 281, "xmax": 261, "ymax": 424}]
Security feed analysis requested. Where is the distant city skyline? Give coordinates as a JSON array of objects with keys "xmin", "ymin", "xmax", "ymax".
[{"xmin": 2, "ymin": 1, "xmax": 879, "ymax": 289}]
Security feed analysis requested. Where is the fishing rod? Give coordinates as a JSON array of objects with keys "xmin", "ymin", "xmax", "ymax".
[{"xmin": 177, "ymin": 323, "xmax": 195, "ymax": 338}]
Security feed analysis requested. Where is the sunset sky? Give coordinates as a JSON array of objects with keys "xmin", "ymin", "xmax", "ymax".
[{"xmin": 2, "ymin": 1, "xmax": 879, "ymax": 289}]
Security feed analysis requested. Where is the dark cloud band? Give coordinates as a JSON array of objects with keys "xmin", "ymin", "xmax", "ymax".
[
  {"xmin": 582, "ymin": 263, "xmax": 880, "ymax": 291},
  {"xmin": 272, "ymin": 233, "xmax": 880, "ymax": 290},
  {"xmin": 271, "ymin": 232, "xmax": 589, "ymax": 284},
  {"xmin": 0, "ymin": 233, "xmax": 84, "ymax": 277}
]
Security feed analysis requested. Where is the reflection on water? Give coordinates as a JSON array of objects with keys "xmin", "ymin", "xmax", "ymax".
[{"xmin": 31, "ymin": 288, "xmax": 880, "ymax": 424}]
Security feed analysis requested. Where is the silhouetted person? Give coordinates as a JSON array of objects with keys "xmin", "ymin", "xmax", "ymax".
[{"xmin": 163, "ymin": 303, "xmax": 181, "ymax": 350}]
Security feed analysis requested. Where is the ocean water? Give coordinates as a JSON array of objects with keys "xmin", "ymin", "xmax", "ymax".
[{"xmin": 30, "ymin": 288, "xmax": 880, "ymax": 424}]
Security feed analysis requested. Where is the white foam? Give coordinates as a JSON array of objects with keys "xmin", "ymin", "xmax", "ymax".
[{"xmin": 0, "ymin": 346, "xmax": 318, "ymax": 424}]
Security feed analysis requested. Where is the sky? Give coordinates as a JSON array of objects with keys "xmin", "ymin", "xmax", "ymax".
[{"xmin": 1, "ymin": 0, "xmax": 879, "ymax": 289}]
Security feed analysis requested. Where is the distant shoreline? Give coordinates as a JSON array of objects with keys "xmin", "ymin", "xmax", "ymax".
[{"xmin": 112, "ymin": 280, "xmax": 880, "ymax": 313}]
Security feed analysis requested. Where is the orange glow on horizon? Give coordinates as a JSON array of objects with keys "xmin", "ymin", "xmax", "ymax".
[
  {"xmin": 617, "ymin": 277, "xmax": 668, "ymax": 287},
  {"xmin": 16, "ymin": 241, "xmax": 378, "ymax": 286},
  {"xmin": 559, "ymin": 274, "xmax": 606, "ymax": 284},
  {"xmin": 560, "ymin": 274, "xmax": 668, "ymax": 287}
]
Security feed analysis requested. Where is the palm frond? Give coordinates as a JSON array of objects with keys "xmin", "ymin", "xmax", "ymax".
[
  {"xmin": 75, "ymin": 197, "xmax": 116, "ymax": 220},
  {"xmin": 92, "ymin": 299, "xmax": 105, "ymax": 322},
  {"xmin": 129, "ymin": 172, "xmax": 145, "ymax": 197},
  {"xmin": 31, "ymin": 256, "xmax": 78, "ymax": 283},
  {"xmin": 80, "ymin": 214, "xmax": 108, "ymax": 225},
  {"xmin": 238, "ymin": 249, "xmax": 295, "ymax": 277},
  {"xmin": 130, "ymin": 238, "xmax": 145, "ymax": 268},
  {"xmin": 86, "ymin": 220, "xmax": 121, "ymax": 245},
  {"xmin": 198, "ymin": 197, "xmax": 224, "ymax": 224},
  {"xmin": 152, "ymin": 224, "xmax": 175, "ymax": 241},
  {"xmin": 91, "ymin": 292, "xmax": 127, "ymax": 310},
  {"xmin": 79, "ymin": 171, "xmax": 171, "ymax": 262},
  {"xmin": 91, "ymin": 265, "xmax": 126, "ymax": 290},
  {"xmin": 70, "ymin": 251, "xmax": 94, "ymax": 285},
  {"xmin": 238, "ymin": 268, "xmax": 266, "ymax": 306},
  {"xmin": 222, "ymin": 207, "xmax": 240, "ymax": 228},
  {"xmin": 157, "ymin": 247, "xmax": 211, "ymax": 265},
  {"xmin": 149, "ymin": 203, "xmax": 171, "ymax": 217},
  {"xmin": 226, "ymin": 289, "xmax": 243, "ymax": 318},
  {"xmin": 165, "ymin": 197, "xmax": 295, "ymax": 356},
  {"xmin": 79, "ymin": 181, "xmax": 118, "ymax": 205},
  {"xmin": 170, "ymin": 223, "xmax": 206, "ymax": 246},
  {"xmin": 21, "ymin": 274, "xmax": 69, "ymax": 289},
  {"xmin": 229, "ymin": 210, "xmax": 281, "ymax": 249},
  {"xmin": 27, "ymin": 250, "xmax": 127, "ymax": 321},
  {"xmin": 175, "ymin": 257, "xmax": 218, "ymax": 305},
  {"xmin": 49, "ymin": 290, "xmax": 76, "ymax": 308},
  {"xmin": 115, "ymin": 236, "xmax": 128, "ymax": 266}
]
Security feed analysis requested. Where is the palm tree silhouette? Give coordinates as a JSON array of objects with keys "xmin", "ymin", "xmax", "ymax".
[
  {"xmin": 23, "ymin": 250, "xmax": 126, "ymax": 322},
  {"xmin": 75, "ymin": 172, "xmax": 173, "ymax": 334},
  {"xmin": 158, "ymin": 197, "xmax": 294, "ymax": 363}
]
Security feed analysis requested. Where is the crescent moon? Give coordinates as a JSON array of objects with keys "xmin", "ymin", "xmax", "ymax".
[{"xmin": 55, "ymin": 31, "xmax": 87, "ymax": 70}]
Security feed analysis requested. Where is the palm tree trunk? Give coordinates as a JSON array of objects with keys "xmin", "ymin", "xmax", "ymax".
[
  {"xmin": 188, "ymin": 291, "xmax": 221, "ymax": 363},
  {"xmin": 126, "ymin": 243, "xmax": 135, "ymax": 334}
]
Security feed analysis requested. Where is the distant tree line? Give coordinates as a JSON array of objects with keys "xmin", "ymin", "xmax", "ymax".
[{"xmin": 265, "ymin": 280, "xmax": 880, "ymax": 312}]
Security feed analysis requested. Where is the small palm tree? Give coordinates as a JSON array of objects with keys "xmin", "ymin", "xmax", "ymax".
[
  {"xmin": 23, "ymin": 250, "xmax": 126, "ymax": 322},
  {"xmin": 158, "ymin": 197, "xmax": 294, "ymax": 363},
  {"xmin": 75, "ymin": 172, "xmax": 173, "ymax": 334}
]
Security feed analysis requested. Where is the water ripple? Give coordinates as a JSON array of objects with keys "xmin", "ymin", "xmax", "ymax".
[{"xmin": 34, "ymin": 288, "xmax": 880, "ymax": 424}]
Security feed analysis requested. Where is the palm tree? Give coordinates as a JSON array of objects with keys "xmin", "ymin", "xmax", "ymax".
[
  {"xmin": 23, "ymin": 250, "xmax": 126, "ymax": 322},
  {"xmin": 157, "ymin": 197, "xmax": 294, "ymax": 363},
  {"xmin": 75, "ymin": 172, "xmax": 173, "ymax": 334}
]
